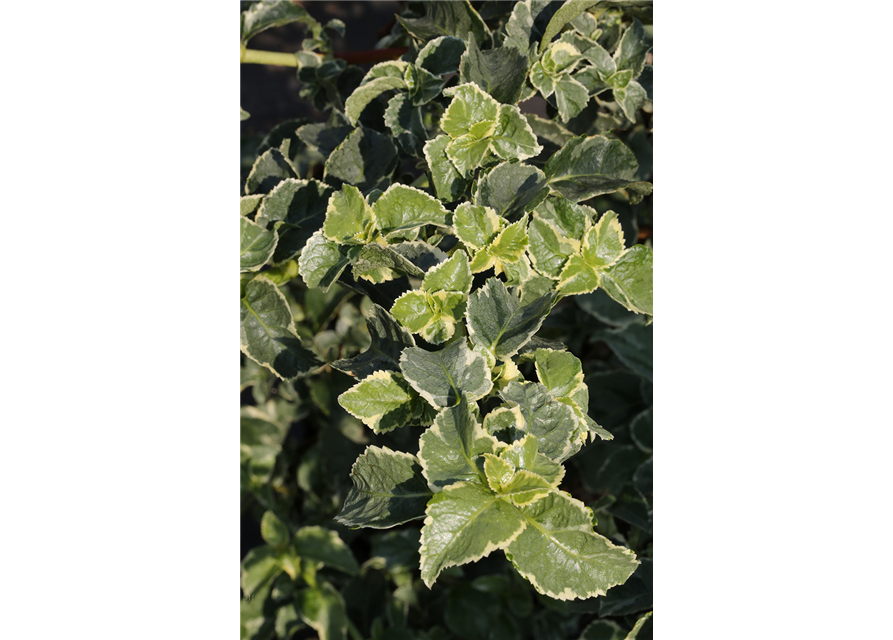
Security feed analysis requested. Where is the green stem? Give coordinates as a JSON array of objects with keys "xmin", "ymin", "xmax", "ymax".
[
  {"xmin": 241, "ymin": 48, "xmax": 298, "ymax": 67},
  {"xmin": 346, "ymin": 617, "xmax": 364, "ymax": 640}
]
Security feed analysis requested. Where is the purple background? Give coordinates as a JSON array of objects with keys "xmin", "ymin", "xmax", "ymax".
[{"xmin": 671, "ymin": 184, "xmax": 893, "ymax": 640}]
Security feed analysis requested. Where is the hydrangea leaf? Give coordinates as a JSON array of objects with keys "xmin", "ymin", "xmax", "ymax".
[
  {"xmin": 331, "ymin": 303, "xmax": 415, "ymax": 380},
  {"xmin": 424, "ymin": 134, "xmax": 470, "ymax": 203},
  {"xmin": 552, "ymin": 74, "xmax": 590, "ymax": 121},
  {"xmin": 416, "ymin": 36, "xmax": 466, "ymax": 76},
  {"xmin": 396, "ymin": 0, "xmax": 490, "ymax": 46},
  {"xmin": 534, "ymin": 348, "xmax": 584, "ymax": 399},
  {"xmin": 525, "ymin": 113, "xmax": 576, "ymax": 149},
  {"xmin": 466, "ymin": 278, "xmax": 555, "ymax": 360},
  {"xmin": 483, "ymin": 405, "xmax": 525, "ymax": 436},
  {"xmin": 499, "ymin": 380, "xmax": 579, "ymax": 462},
  {"xmin": 598, "ymin": 245, "xmax": 653, "ymax": 316},
  {"xmin": 528, "ymin": 217, "xmax": 577, "ymax": 278},
  {"xmin": 345, "ymin": 76, "xmax": 407, "ymax": 126},
  {"xmin": 474, "ymin": 162, "xmax": 548, "ymax": 220},
  {"xmin": 482, "ymin": 453, "xmax": 516, "ymax": 493},
  {"xmin": 558, "ymin": 254, "xmax": 601, "ymax": 295},
  {"xmin": 453, "ymin": 203, "xmax": 503, "ymax": 250},
  {"xmin": 389, "ymin": 241, "xmax": 449, "ymax": 272},
  {"xmin": 504, "ymin": 0, "xmax": 562, "ymax": 60},
  {"xmin": 240, "ymin": 217, "xmax": 278, "ymax": 272},
  {"xmin": 582, "ymin": 211, "xmax": 625, "ymax": 267},
  {"xmin": 245, "ymin": 147, "xmax": 299, "ymax": 195},
  {"xmin": 241, "ymin": 194, "xmax": 264, "ymax": 217},
  {"xmin": 241, "ymin": 545, "xmax": 282, "ymax": 596},
  {"xmin": 296, "ymin": 582, "xmax": 348, "ymax": 640},
  {"xmin": 240, "ymin": 277, "xmax": 321, "ymax": 380},
  {"xmin": 459, "ymin": 37, "xmax": 528, "ymax": 105},
  {"xmin": 399, "ymin": 339, "xmax": 493, "ymax": 408},
  {"xmin": 418, "ymin": 396, "xmax": 501, "ymax": 490},
  {"xmin": 418, "ymin": 293, "xmax": 466, "ymax": 344},
  {"xmin": 446, "ymin": 133, "xmax": 493, "ymax": 177},
  {"xmin": 538, "ymin": 0, "xmax": 602, "ymax": 53},
  {"xmin": 505, "ymin": 490, "xmax": 639, "ymax": 600},
  {"xmin": 422, "ymin": 251, "xmax": 472, "ymax": 294},
  {"xmin": 441, "ymin": 83, "xmax": 500, "ymax": 139},
  {"xmin": 338, "ymin": 370, "xmax": 420, "ymax": 434},
  {"xmin": 613, "ymin": 18, "xmax": 650, "ymax": 76},
  {"xmin": 322, "ymin": 184, "xmax": 376, "ymax": 245},
  {"xmin": 544, "ymin": 135, "xmax": 643, "ymax": 202},
  {"xmin": 298, "ymin": 230, "xmax": 351, "ymax": 291},
  {"xmin": 363, "ymin": 60, "xmax": 410, "ymax": 81},
  {"xmin": 255, "ymin": 179, "xmax": 333, "ymax": 239},
  {"xmin": 490, "ymin": 105, "xmax": 542, "ymax": 162},
  {"xmin": 336, "ymin": 446, "xmax": 432, "ymax": 529},
  {"xmin": 292, "ymin": 526, "xmax": 359, "ymax": 575},
  {"xmin": 372, "ymin": 184, "xmax": 451, "ymax": 241},
  {"xmin": 324, "ymin": 127, "xmax": 398, "ymax": 193},
  {"xmin": 404, "ymin": 64, "xmax": 446, "ymax": 105},
  {"xmin": 419, "ymin": 481, "xmax": 526, "ymax": 588},
  {"xmin": 384, "ymin": 94, "xmax": 427, "ymax": 157},
  {"xmin": 498, "ymin": 434, "xmax": 565, "ymax": 487}
]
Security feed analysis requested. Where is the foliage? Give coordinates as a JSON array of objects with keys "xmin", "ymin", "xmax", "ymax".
[{"xmin": 241, "ymin": 1, "xmax": 653, "ymax": 638}]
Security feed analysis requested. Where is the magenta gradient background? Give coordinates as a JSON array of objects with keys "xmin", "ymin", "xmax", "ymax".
[{"xmin": 658, "ymin": 192, "xmax": 893, "ymax": 640}]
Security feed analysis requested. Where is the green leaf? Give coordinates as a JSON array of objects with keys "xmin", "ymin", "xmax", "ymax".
[
  {"xmin": 352, "ymin": 243, "xmax": 427, "ymax": 282},
  {"xmin": 345, "ymin": 76, "xmax": 407, "ymax": 126},
  {"xmin": 240, "ymin": 107, "xmax": 250, "ymax": 121},
  {"xmin": 529, "ymin": 60, "xmax": 556, "ymax": 97},
  {"xmin": 534, "ymin": 348, "xmax": 583, "ymax": 398},
  {"xmin": 625, "ymin": 612, "xmax": 653, "ymax": 640},
  {"xmin": 539, "ymin": 0, "xmax": 602, "ymax": 53},
  {"xmin": 490, "ymin": 105, "xmax": 543, "ymax": 162},
  {"xmin": 245, "ymin": 147, "xmax": 298, "ymax": 195},
  {"xmin": 579, "ymin": 620, "xmax": 626, "ymax": 640},
  {"xmin": 598, "ymin": 245, "xmax": 653, "ymax": 316},
  {"xmin": 396, "ymin": 0, "xmax": 490, "ymax": 46},
  {"xmin": 541, "ymin": 42, "xmax": 583, "ymax": 75},
  {"xmin": 416, "ymin": 36, "xmax": 466, "ymax": 75},
  {"xmin": 338, "ymin": 370, "xmax": 419, "ymax": 434},
  {"xmin": 241, "ymin": 545, "xmax": 281, "ymax": 597},
  {"xmin": 598, "ymin": 321, "xmax": 653, "ymax": 381},
  {"xmin": 582, "ymin": 210, "xmax": 625, "ymax": 267},
  {"xmin": 505, "ymin": 0, "xmax": 562, "ymax": 59},
  {"xmin": 489, "ymin": 215, "xmax": 529, "ymax": 263},
  {"xmin": 499, "ymin": 380, "xmax": 580, "ymax": 462},
  {"xmin": 240, "ymin": 277, "xmax": 321, "ymax": 380},
  {"xmin": 337, "ymin": 445, "xmax": 432, "ymax": 529},
  {"xmin": 418, "ymin": 396, "xmax": 501, "ymax": 490},
  {"xmin": 399, "ymin": 339, "xmax": 493, "ymax": 408},
  {"xmin": 459, "ymin": 37, "xmax": 529, "ymax": 105},
  {"xmin": 535, "ymin": 195, "xmax": 591, "ymax": 241},
  {"xmin": 494, "ymin": 468, "xmax": 554, "ymax": 507},
  {"xmin": 240, "ymin": 194, "xmax": 264, "ymax": 217},
  {"xmin": 424, "ymin": 134, "xmax": 470, "ymax": 203},
  {"xmin": 613, "ymin": 18, "xmax": 650, "ymax": 76},
  {"xmin": 298, "ymin": 230, "xmax": 351, "ymax": 291},
  {"xmin": 419, "ymin": 481, "xmax": 526, "ymax": 588},
  {"xmin": 331, "ymin": 303, "xmax": 416, "ymax": 380},
  {"xmin": 453, "ymin": 203, "xmax": 503, "ymax": 251},
  {"xmin": 322, "ymin": 184, "xmax": 375, "ymax": 245},
  {"xmin": 324, "ymin": 127, "xmax": 398, "ymax": 193},
  {"xmin": 552, "ymin": 74, "xmax": 590, "ymax": 121},
  {"xmin": 385, "ymin": 94, "xmax": 427, "ymax": 157},
  {"xmin": 498, "ymin": 434, "xmax": 565, "ymax": 487},
  {"xmin": 422, "ymin": 251, "xmax": 472, "ymax": 294},
  {"xmin": 505, "ymin": 490, "xmax": 639, "ymax": 600},
  {"xmin": 240, "ymin": 217, "xmax": 278, "ymax": 272},
  {"xmin": 254, "ymin": 179, "xmax": 333, "ymax": 251},
  {"xmin": 292, "ymin": 526, "xmax": 359, "ymax": 574},
  {"xmin": 544, "ymin": 135, "xmax": 645, "ymax": 202},
  {"xmin": 296, "ymin": 582, "xmax": 348, "ymax": 640},
  {"xmin": 260, "ymin": 511, "xmax": 290, "ymax": 551},
  {"xmin": 405, "ymin": 64, "xmax": 446, "ymax": 105},
  {"xmin": 527, "ymin": 218, "xmax": 576, "ymax": 278},
  {"xmin": 372, "ymin": 184, "xmax": 451, "ymax": 241},
  {"xmin": 465, "ymin": 278, "xmax": 555, "ymax": 359},
  {"xmin": 241, "ymin": 1, "xmax": 320, "ymax": 46},
  {"xmin": 441, "ymin": 83, "xmax": 500, "ymax": 139},
  {"xmin": 614, "ymin": 80, "xmax": 648, "ymax": 121},
  {"xmin": 558, "ymin": 254, "xmax": 601, "ymax": 295},
  {"xmin": 474, "ymin": 162, "xmax": 548, "ymax": 220},
  {"xmin": 297, "ymin": 121, "xmax": 352, "ymax": 157},
  {"xmin": 446, "ymin": 133, "xmax": 493, "ymax": 177}
]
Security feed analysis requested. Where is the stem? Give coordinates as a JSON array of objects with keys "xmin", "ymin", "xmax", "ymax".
[
  {"xmin": 241, "ymin": 48, "xmax": 298, "ymax": 67},
  {"xmin": 346, "ymin": 617, "xmax": 364, "ymax": 640}
]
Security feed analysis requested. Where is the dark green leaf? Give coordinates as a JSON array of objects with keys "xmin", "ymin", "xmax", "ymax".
[
  {"xmin": 331, "ymin": 304, "xmax": 416, "ymax": 380},
  {"xmin": 245, "ymin": 148, "xmax": 298, "ymax": 195},
  {"xmin": 396, "ymin": 1, "xmax": 490, "ymax": 46},
  {"xmin": 474, "ymin": 162, "xmax": 548, "ymax": 220},
  {"xmin": 459, "ymin": 37, "xmax": 529, "ymax": 105},
  {"xmin": 466, "ymin": 278, "xmax": 555, "ymax": 359},
  {"xmin": 324, "ymin": 127, "xmax": 398, "ymax": 193}
]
